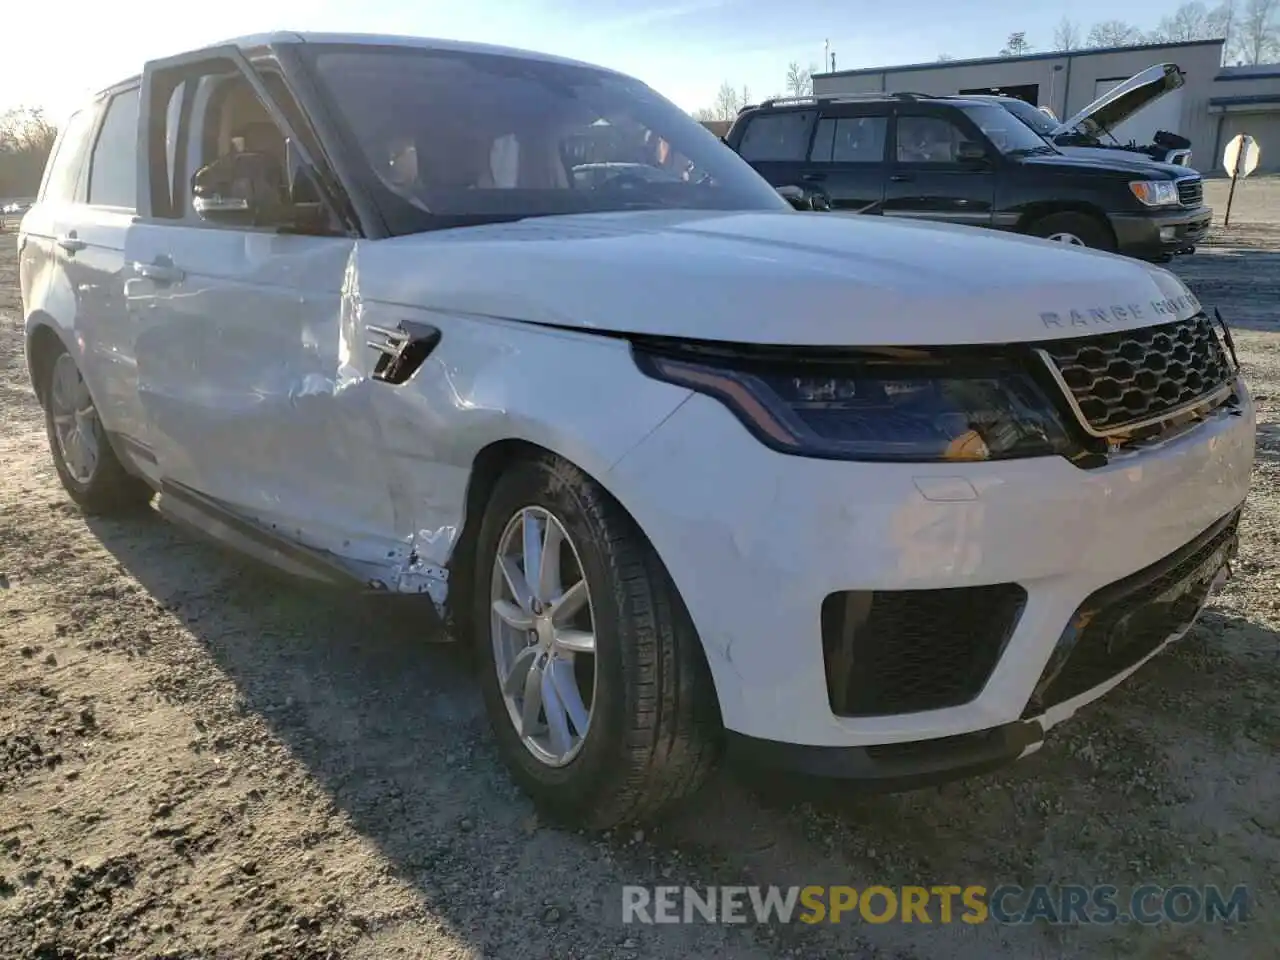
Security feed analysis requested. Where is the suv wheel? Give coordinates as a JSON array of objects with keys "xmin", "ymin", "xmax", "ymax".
[
  {"xmin": 1028, "ymin": 212, "xmax": 1115, "ymax": 251},
  {"xmin": 472, "ymin": 454, "xmax": 721, "ymax": 828},
  {"xmin": 43, "ymin": 347, "xmax": 152, "ymax": 514}
]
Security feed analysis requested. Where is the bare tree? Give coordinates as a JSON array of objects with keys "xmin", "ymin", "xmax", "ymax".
[
  {"xmin": 0, "ymin": 107, "xmax": 57, "ymax": 199},
  {"xmin": 1054, "ymin": 17, "xmax": 1082, "ymax": 50},
  {"xmin": 1235, "ymin": 0, "xmax": 1280, "ymax": 62},
  {"xmin": 785, "ymin": 62, "xmax": 813, "ymax": 97},
  {"xmin": 1212, "ymin": 0, "xmax": 1239, "ymax": 59},
  {"xmin": 937, "ymin": 53, "xmax": 954, "ymax": 61},
  {"xmin": 694, "ymin": 81, "xmax": 751, "ymax": 122},
  {"xmin": 1149, "ymin": 1, "xmax": 1224, "ymax": 41},
  {"xmin": 1086, "ymin": 20, "xmax": 1147, "ymax": 46},
  {"xmin": 1000, "ymin": 31, "xmax": 1033, "ymax": 56}
]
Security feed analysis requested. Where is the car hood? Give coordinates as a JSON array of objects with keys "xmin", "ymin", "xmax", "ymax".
[
  {"xmin": 1054, "ymin": 144, "xmax": 1187, "ymax": 168},
  {"xmin": 1017, "ymin": 151, "xmax": 1187, "ymax": 178},
  {"xmin": 357, "ymin": 210, "xmax": 1203, "ymax": 346},
  {"xmin": 1051, "ymin": 63, "xmax": 1185, "ymax": 139}
]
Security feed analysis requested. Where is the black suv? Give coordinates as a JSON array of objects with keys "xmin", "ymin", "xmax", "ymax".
[{"xmin": 724, "ymin": 93, "xmax": 1211, "ymax": 261}]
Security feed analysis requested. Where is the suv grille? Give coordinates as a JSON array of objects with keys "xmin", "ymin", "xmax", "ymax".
[
  {"xmin": 821, "ymin": 585, "xmax": 1027, "ymax": 717},
  {"xmin": 1024, "ymin": 511, "xmax": 1240, "ymax": 715},
  {"xmin": 1177, "ymin": 177, "xmax": 1203, "ymax": 207},
  {"xmin": 1038, "ymin": 314, "xmax": 1234, "ymax": 434}
]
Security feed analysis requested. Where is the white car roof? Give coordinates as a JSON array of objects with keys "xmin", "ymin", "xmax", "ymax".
[
  {"xmin": 93, "ymin": 32, "xmax": 623, "ymax": 101},
  {"xmin": 209, "ymin": 31, "xmax": 618, "ymax": 74}
]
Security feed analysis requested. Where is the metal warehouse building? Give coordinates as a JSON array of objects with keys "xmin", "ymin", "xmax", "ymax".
[{"xmin": 812, "ymin": 39, "xmax": 1280, "ymax": 174}]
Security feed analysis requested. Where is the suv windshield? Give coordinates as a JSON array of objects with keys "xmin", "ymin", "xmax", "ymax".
[
  {"xmin": 992, "ymin": 98, "xmax": 1059, "ymax": 138},
  {"xmin": 960, "ymin": 104, "xmax": 1058, "ymax": 155},
  {"xmin": 302, "ymin": 45, "xmax": 788, "ymax": 233}
]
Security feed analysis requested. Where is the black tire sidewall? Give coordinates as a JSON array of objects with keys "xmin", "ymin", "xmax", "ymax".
[
  {"xmin": 41, "ymin": 346, "xmax": 147, "ymax": 512},
  {"xmin": 44, "ymin": 350, "xmax": 99, "ymax": 502},
  {"xmin": 471, "ymin": 458, "xmax": 636, "ymax": 815},
  {"xmin": 1030, "ymin": 212, "xmax": 1114, "ymax": 251}
]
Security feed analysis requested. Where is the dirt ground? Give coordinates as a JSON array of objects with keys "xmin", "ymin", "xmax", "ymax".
[{"xmin": 2, "ymin": 180, "xmax": 1278, "ymax": 960}]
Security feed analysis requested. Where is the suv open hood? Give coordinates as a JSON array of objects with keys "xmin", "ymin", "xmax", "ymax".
[{"xmin": 1052, "ymin": 63, "xmax": 1185, "ymax": 139}]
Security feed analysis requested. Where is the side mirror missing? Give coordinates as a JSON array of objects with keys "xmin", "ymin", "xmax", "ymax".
[{"xmin": 957, "ymin": 141, "xmax": 989, "ymax": 163}]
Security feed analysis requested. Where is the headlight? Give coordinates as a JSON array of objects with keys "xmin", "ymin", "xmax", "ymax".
[
  {"xmin": 1128, "ymin": 180, "xmax": 1180, "ymax": 207},
  {"xmin": 633, "ymin": 347, "xmax": 1075, "ymax": 462}
]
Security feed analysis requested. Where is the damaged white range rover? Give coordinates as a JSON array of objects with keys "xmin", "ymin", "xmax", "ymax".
[{"xmin": 19, "ymin": 33, "xmax": 1256, "ymax": 826}]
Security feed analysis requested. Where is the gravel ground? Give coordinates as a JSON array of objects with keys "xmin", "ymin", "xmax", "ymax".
[{"xmin": 2, "ymin": 182, "xmax": 1278, "ymax": 960}]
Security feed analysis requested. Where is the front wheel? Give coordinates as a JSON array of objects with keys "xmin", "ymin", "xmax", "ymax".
[
  {"xmin": 472, "ymin": 454, "xmax": 721, "ymax": 828},
  {"xmin": 1027, "ymin": 211, "xmax": 1115, "ymax": 251}
]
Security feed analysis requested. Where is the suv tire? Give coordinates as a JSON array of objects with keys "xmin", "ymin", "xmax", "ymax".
[
  {"xmin": 1028, "ymin": 211, "xmax": 1115, "ymax": 251},
  {"xmin": 42, "ymin": 346, "xmax": 152, "ymax": 515},
  {"xmin": 472, "ymin": 453, "xmax": 722, "ymax": 828}
]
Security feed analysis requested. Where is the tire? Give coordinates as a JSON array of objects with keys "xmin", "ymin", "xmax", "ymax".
[
  {"xmin": 1027, "ymin": 211, "xmax": 1115, "ymax": 251},
  {"xmin": 472, "ymin": 453, "xmax": 722, "ymax": 828},
  {"xmin": 42, "ymin": 346, "xmax": 152, "ymax": 515}
]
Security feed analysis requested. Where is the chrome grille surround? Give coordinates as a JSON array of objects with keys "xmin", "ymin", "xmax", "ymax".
[
  {"xmin": 1177, "ymin": 177, "xmax": 1203, "ymax": 208},
  {"xmin": 1036, "ymin": 314, "xmax": 1236, "ymax": 437}
]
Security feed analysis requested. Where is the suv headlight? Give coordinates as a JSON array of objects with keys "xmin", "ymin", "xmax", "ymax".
[
  {"xmin": 633, "ymin": 346, "xmax": 1075, "ymax": 462},
  {"xmin": 1129, "ymin": 180, "xmax": 1180, "ymax": 207}
]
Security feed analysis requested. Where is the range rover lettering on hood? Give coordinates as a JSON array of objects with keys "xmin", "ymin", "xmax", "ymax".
[{"xmin": 1040, "ymin": 292, "xmax": 1201, "ymax": 329}]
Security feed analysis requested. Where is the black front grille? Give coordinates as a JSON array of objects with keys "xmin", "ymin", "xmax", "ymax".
[
  {"xmin": 1039, "ymin": 314, "xmax": 1234, "ymax": 433},
  {"xmin": 1177, "ymin": 177, "xmax": 1203, "ymax": 207},
  {"xmin": 821, "ymin": 585, "xmax": 1027, "ymax": 717},
  {"xmin": 1024, "ymin": 511, "xmax": 1241, "ymax": 715}
]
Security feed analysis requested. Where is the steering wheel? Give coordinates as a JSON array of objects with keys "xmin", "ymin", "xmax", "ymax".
[{"xmin": 598, "ymin": 172, "xmax": 651, "ymax": 191}]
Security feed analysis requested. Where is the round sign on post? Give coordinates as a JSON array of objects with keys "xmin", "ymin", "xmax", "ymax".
[
  {"xmin": 1221, "ymin": 134, "xmax": 1262, "ymax": 228},
  {"xmin": 1223, "ymin": 134, "xmax": 1261, "ymax": 179}
]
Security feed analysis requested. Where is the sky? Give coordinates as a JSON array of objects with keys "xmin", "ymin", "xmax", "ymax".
[{"xmin": 2, "ymin": 0, "xmax": 1197, "ymax": 122}]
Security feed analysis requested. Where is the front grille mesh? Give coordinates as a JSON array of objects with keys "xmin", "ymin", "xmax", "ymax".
[
  {"xmin": 1177, "ymin": 178, "xmax": 1203, "ymax": 207},
  {"xmin": 1039, "ymin": 314, "xmax": 1234, "ymax": 433},
  {"xmin": 821, "ymin": 585, "xmax": 1027, "ymax": 717}
]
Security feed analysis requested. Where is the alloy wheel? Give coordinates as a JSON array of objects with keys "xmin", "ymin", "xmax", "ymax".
[
  {"xmin": 1047, "ymin": 231, "xmax": 1086, "ymax": 246},
  {"xmin": 490, "ymin": 506, "xmax": 597, "ymax": 767},
  {"xmin": 49, "ymin": 353, "xmax": 100, "ymax": 485}
]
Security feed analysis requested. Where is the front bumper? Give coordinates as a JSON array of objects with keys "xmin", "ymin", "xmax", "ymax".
[
  {"xmin": 1110, "ymin": 205, "xmax": 1212, "ymax": 259},
  {"xmin": 724, "ymin": 506, "xmax": 1240, "ymax": 787},
  {"xmin": 607, "ymin": 378, "xmax": 1255, "ymax": 759}
]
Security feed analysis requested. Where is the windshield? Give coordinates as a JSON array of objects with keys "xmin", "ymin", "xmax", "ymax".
[
  {"xmin": 992, "ymin": 98, "xmax": 1059, "ymax": 138},
  {"xmin": 303, "ymin": 45, "xmax": 789, "ymax": 233},
  {"xmin": 960, "ymin": 104, "xmax": 1057, "ymax": 155}
]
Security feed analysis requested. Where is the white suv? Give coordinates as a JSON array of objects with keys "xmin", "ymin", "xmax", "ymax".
[{"xmin": 18, "ymin": 33, "xmax": 1256, "ymax": 826}]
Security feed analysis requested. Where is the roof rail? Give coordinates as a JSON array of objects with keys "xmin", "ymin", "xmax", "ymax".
[{"xmin": 751, "ymin": 92, "xmax": 932, "ymax": 110}]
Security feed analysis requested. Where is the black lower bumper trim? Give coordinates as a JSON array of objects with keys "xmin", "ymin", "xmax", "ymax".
[{"xmin": 725, "ymin": 719, "xmax": 1044, "ymax": 792}]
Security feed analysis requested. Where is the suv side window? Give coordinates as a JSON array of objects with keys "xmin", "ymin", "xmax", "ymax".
[
  {"xmin": 895, "ymin": 114, "xmax": 970, "ymax": 165},
  {"xmin": 87, "ymin": 87, "xmax": 141, "ymax": 210},
  {"xmin": 147, "ymin": 67, "xmax": 287, "ymax": 224},
  {"xmin": 810, "ymin": 116, "xmax": 888, "ymax": 163},
  {"xmin": 737, "ymin": 111, "xmax": 815, "ymax": 162},
  {"xmin": 42, "ymin": 105, "xmax": 100, "ymax": 204}
]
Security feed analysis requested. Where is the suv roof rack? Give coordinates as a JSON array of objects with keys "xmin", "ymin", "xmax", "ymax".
[{"xmin": 745, "ymin": 92, "xmax": 931, "ymax": 112}]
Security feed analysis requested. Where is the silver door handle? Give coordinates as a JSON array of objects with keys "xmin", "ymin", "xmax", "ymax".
[
  {"xmin": 57, "ymin": 234, "xmax": 85, "ymax": 253},
  {"xmin": 133, "ymin": 261, "xmax": 185, "ymax": 284}
]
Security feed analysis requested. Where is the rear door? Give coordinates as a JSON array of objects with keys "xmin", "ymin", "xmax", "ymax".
[
  {"xmin": 73, "ymin": 84, "xmax": 147, "ymax": 444},
  {"xmin": 883, "ymin": 107, "xmax": 996, "ymax": 228},
  {"xmin": 19, "ymin": 102, "xmax": 99, "ymax": 354},
  {"xmin": 732, "ymin": 108, "xmax": 817, "ymax": 192},
  {"xmin": 805, "ymin": 106, "xmax": 889, "ymax": 213}
]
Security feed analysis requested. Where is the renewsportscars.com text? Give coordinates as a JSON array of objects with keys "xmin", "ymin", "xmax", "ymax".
[{"xmin": 621, "ymin": 884, "xmax": 1250, "ymax": 926}]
